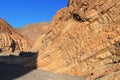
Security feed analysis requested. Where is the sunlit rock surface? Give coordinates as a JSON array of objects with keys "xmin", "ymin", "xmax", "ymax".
[
  {"xmin": 0, "ymin": 18, "xmax": 33, "ymax": 53},
  {"xmin": 28, "ymin": 0, "xmax": 120, "ymax": 80}
]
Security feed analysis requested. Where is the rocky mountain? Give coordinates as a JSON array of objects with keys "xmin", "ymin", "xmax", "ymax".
[
  {"xmin": 26, "ymin": 0, "xmax": 120, "ymax": 80},
  {"xmin": 0, "ymin": 18, "xmax": 33, "ymax": 53},
  {"xmin": 17, "ymin": 22, "xmax": 49, "ymax": 42}
]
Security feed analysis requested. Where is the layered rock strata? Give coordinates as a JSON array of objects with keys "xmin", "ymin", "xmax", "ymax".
[
  {"xmin": 0, "ymin": 18, "xmax": 33, "ymax": 53},
  {"xmin": 27, "ymin": 0, "xmax": 120, "ymax": 79}
]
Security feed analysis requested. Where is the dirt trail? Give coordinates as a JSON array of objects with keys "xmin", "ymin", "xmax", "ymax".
[{"xmin": 0, "ymin": 62, "xmax": 85, "ymax": 80}]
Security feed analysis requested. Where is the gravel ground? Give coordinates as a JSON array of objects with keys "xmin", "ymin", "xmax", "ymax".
[
  {"xmin": 15, "ymin": 70, "xmax": 85, "ymax": 80},
  {"xmin": 0, "ymin": 62, "xmax": 85, "ymax": 80}
]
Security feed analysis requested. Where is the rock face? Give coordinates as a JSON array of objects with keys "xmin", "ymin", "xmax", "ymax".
[
  {"xmin": 17, "ymin": 22, "xmax": 49, "ymax": 42},
  {"xmin": 0, "ymin": 18, "xmax": 33, "ymax": 53},
  {"xmin": 27, "ymin": 0, "xmax": 120, "ymax": 79}
]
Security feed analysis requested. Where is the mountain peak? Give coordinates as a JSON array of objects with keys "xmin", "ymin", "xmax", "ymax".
[
  {"xmin": 0, "ymin": 18, "xmax": 14, "ymax": 34},
  {"xmin": 0, "ymin": 18, "xmax": 9, "ymax": 25}
]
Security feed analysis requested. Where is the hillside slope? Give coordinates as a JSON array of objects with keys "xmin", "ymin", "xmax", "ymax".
[
  {"xmin": 17, "ymin": 22, "xmax": 49, "ymax": 41},
  {"xmin": 0, "ymin": 18, "xmax": 33, "ymax": 53}
]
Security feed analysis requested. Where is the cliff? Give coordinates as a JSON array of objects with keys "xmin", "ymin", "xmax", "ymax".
[{"xmin": 26, "ymin": 0, "xmax": 120, "ymax": 79}]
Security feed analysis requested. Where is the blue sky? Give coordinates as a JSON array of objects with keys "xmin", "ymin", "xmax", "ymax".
[{"xmin": 0, "ymin": 0, "xmax": 68, "ymax": 28}]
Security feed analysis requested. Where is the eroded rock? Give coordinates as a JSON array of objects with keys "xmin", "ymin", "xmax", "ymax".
[
  {"xmin": 0, "ymin": 18, "xmax": 33, "ymax": 53},
  {"xmin": 27, "ymin": 0, "xmax": 120, "ymax": 79}
]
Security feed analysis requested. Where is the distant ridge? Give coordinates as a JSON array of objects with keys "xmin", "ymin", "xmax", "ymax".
[{"xmin": 17, "ymin": 22, "xmax": 49, "ymax": 42}]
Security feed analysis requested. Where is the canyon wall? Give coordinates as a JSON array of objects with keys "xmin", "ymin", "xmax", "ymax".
[{"xmin": 27, "ymin": 0, "xmax": 120, "ymax": 80}]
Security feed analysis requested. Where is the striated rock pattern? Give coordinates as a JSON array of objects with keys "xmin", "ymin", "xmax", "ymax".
[
  {"xmin": 27, "ymin": 0, "xmax": 120, "ymax": 80},
  {"xmin": 0, "ymin": 18, "xmax": 33, "ymax": 53},
  {"xmin": 17, "ymin": 22, "xmax": 49, "ymax": 42}
]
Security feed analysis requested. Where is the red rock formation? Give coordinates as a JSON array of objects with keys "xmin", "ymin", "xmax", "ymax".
[
  {"xmin": 17, "ymin": 22, "xmax": 49, "ymax": 42},
  {"xmin": 26, "ymin": 0, "xmax": 120, "ymax": 79},
  {"xmin": 0, "ymin": 18, "xmax": 33, "ymax": 53}
]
